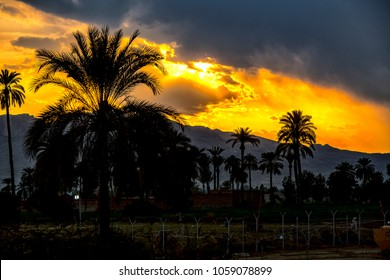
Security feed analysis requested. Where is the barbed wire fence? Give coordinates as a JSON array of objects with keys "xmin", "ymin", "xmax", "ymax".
[{"xmin": 110, "ymin": 208, "xmax": 387, "ymax": 258}]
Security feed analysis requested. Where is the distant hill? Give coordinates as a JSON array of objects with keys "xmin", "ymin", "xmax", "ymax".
[
  {"xmin": 1, "ymin": 114, "xmax": 389, "ymax": 188},
  {"xmin": 0, "ymin": 114, "xmax": 35, "ymax": 185}
]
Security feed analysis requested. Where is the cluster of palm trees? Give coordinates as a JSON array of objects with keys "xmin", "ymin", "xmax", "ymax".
[
  {"xmin": 197, "ymin": 114, "xmax": 317, "ymax": 202},
  {"xmin": 327, "ymin": 158, "xmax": 390, "ymax": 204}
]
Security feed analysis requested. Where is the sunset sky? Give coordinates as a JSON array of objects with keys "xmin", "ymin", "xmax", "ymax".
[{"xmin": 1, "ymin": 0, "xmax": 389, "ymax": 153}]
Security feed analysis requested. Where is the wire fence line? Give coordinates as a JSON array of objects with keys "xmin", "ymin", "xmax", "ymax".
[{"xmin": 102, "ymin": 210, "xmax": 385, "ymax": 255}]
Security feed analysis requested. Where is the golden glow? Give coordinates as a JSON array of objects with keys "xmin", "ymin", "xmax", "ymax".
[
  {"xmin": 1, "ymin": 0, "xmax": 389, "ymax": 153},
  {"xmin": 180, "ymin": 68, "xmax": 390, "ymax": 153}
]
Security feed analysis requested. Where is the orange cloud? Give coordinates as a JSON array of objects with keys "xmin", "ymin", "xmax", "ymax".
[{"xmin": 180, "ymin": 68, "xmax": 390, "ymax": 153}]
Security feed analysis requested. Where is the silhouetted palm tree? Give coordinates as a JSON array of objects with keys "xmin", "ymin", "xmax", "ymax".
[
  {"xmin": 0, "ymin": 69, "xmax": 25, "ymax": 196},
  {"xmin": 197, "ymin": 153, "xmax": 212, "ymax": 193},
  {"xmin": 258, "ymin": 151, "xmax": 283, "ymax": 203},
  {"xmin": 276, "ymin": 110, "xmax": 316, "ymax": 203},
  {"xmin": 227, "ymin": 127, "xmax": 260, "ymax": 191},
  {"xmin": 1, "ymin": 178, "xmax": 12, "ymax": 193},
  {"xmin": 24, "ymin": 26, "xmax": 176, "ymax": 237},
  {"xmin": 224, "ymin": 155, "xmax": 240, "ymax": 190},
  {"xmin": 207, "ymin": 146, "xmax": 225, "ymax": 190},
  {"xmin": 17, "ymin": 167, "xmax": 35, "ymax": 199},
  {"xmin": 355, "ymin": 157, "xmax": 375, "ymax": 190},
  {"xmin": 335, "ymin": 162, "xmax": 355, "ymax": 176},
  {"xmin": 328, "ymin": 162, "xmax": 356, "ymax": 203},
  {"xmin": 243, "ymin": 153, "xmax": 257, "ymax": 189}
]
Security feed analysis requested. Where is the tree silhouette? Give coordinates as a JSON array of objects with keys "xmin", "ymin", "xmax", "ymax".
[
  {"xmin": 0, "ymin": 69, "xmax": 25, "ymax": 196},
  {"xmin": 355, "ymin": 157, "xmax": 375, "ymax": 191},
  {"xmin": 207, "ymin": 146, "xmax": 225, "ymax": 190},
  {"xmin": 363, "ymin": 171, "xmax": 383, "ymax": 203},
  {"xmin": 17, "ymin": 167, "xmax": 35, "ymax": 199},
  {"xmin": 227, "ymin": 127, "xmax": 260, "ymax": 193},
  {"xmin": 327, "ymin": 162, "xmax": 356, "ymax": 203},
  {"xmin": 243, "ymin": 153, "xmax": 257, "ymax": 189},
  {"xmin": 197, "ymin": 152, "xmax": 212, "ymax": 193},
  {"xmin": 312, "ymin": 174, "xmax": 327, "ymax": 203},
  {"xmin": 1, "ymin": 178, "xmax": 12, "ymax": 194},
  {"xmin": 24, "ymin": 26, "xmax": 178, "ymax": 237},
  {"xmin": 224, "ymin": 155, "xmax": 240, "ymax": 190},
  {"xmin": 258, "ymin": 151, "xmax": 283, "ymax": 204},
  {"xmin": 276, "ymin": 110, "xmax": 316, "ymax": 203}
]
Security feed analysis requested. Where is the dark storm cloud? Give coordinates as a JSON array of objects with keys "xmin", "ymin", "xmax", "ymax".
[
  {"xmin": 132, "ymin": 0, "xmax": 390, "ymax": 103},
  {"xmin": 12, "ymin": 36, "xmax": 64, "ymax": 50},
  {"xmin": 20, "ymin": 0, "xmax": 390, "ymax": 103},
  {"xmin": 18, "ymin": 0, "xmax": 135, "ymax": 27}
]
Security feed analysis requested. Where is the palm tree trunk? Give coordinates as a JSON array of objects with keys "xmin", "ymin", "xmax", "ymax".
[
  {"xmin": 240, "ymin": 146, "xmax": 245, "ymax": 203},
  {"xmin": 99, "ymin": 150, "xmax": 110, "ymax": 238},
  {"xmin": 5, "ymin": 105, "xmax": 16, "ymax": 196},
  {"xmin": 293, "ymin": 154, "xmax": 300, "ymax": 203},
  {"xmin": 216, "ymin": 167, "xmax": 220, "ymax": 190},
  {"xmin": 269, "ymin": 172, "xmax": 274, "ymax": 204},
  {"xmin": 297, "ymin": 155, "xmax": 303, "ymax": 203},
  {"xmin": 213, "ymin": 165, "xmax": 217, "ymax": 190},
  {"xmin": 248, "ymin": 168, "xmax": 252, "ymax": 189},
  {"xmin": 97, "ymin": 115, "xmax": 111, "ymax": 239}
]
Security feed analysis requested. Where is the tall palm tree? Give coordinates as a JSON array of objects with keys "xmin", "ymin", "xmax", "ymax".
[
  {"xmin": 196, "ymin": 152, "xmax": 212, "ymax": 193},
  {"xmin": 355, "ymin": 157, "xmax": 375, "ymax": 190},
  {"xmin": 227, "ymin": 127, "xmax": 260, "ymax": 191},
  {"xmin": 276, "ymin": 110, "xmax": 316, "ymax": 203},
  {"xmin": 258, "ymin": 151, "xmax": 284, "ymax": 203},
  {"xmin": 24, "ymin": 25, "xmax": 178, "ymax": 237},
  {"xmin": 224, "ymin": 155, "xmax": 240, "ymax": 190},
  {"xmin": 18, "ymin": 167, "xmax": 35, "ymax": 199},
  {"xmin": 243, "ymin": 153, "xmax": 258, "ymax": 189},
  {"xmin": 207, "ymin": 146, "xmax": 225, "ymax": 190},
  {"xmin": 0, "ymin": 69, "xmax": 26, "ymax": 196}
]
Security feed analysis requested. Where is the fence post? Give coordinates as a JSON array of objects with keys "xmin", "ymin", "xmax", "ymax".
[
  {"xmin": 330, "ymin": 210, "xmax": 337, "ymax": 246},
  {"xmin": 254, "ymin": 214, "xmax": 259, "ymax": 253},
  {"xmin": 305, "ymin": 211, "xmax": 312, "ymax": 249},
  {"xmin": 194, "ymin": 217, "xmax": 201, "ymax": 249},
  {"xmin": 356, "ymin": 209, "xmax": 364, "ymax": 246},
  {"xmin": 128, "ymin": 218, "xmax": 136, "ymax": 240},
  {"xmin": 296, "ymin": 216, "xmax": 299, "ymax": 250},
  {"xmin": 280, "ymin": 212, "xmax": 286, "ymax": 250},
  {"xmin": 383, "ymin": 210, "xmax": 389, "ymax": 226},
  {"xmin": 242, "ymin": 220, "xmax": 245, "ymax": 253},
  {"xmin": 160, "ymin": 218, "xmax": 167, "ymax": 252},
  {"xmin": 225, "ymin": 217, "xmax": 233, "ymax": 255},
  {"xmin": 346, "ymin": 215, "xmax": 349, "ymax": 245}
]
